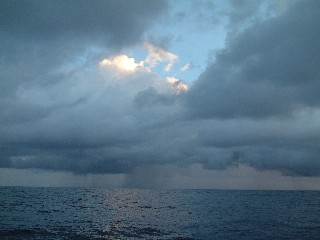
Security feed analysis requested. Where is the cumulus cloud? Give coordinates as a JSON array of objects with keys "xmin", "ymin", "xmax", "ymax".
[{"xmin": 100, "ymin": 55, "xmax": 146, "ymax": 73}]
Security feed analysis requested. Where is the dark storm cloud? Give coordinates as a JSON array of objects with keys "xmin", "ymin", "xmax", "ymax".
[
  {"xmin": 187, "ymin": 0, "xmax": 320, "ymax": 119},
  {"xmin": 183, "ymin": 0, "xmax": 320, "ymax": 176},
  {"xmin": 0, "ymin": 0, "xmax": 167, "ymax": 92},
  {"xmin": 0, "ymin": 0, "xmax": 167, "ymax": 46},
  {"xmin": 227, "ymin": 0, "xmax": 266, "ymax": 33},
  {"xmin": 0, "ymin": 0, "xmax": 168, "ymax": 123},
  {"xmin": 134, "ymin": 87, "xmax": 175, "ymax": 108},
  {"xmin": 0, "ymin": 0, "xmax": 169, "ymax": 174}
]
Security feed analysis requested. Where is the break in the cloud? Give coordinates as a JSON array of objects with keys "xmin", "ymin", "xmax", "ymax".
[
  {"xmin": 180, "ymin": 63, "xmax": 192, "ymax": 72},
  {"xmin": 144, "ymin": 42, "xmax": 179, "ymax": 72},
  {"xmin": 0, "ymin": 0, "xmax": 320, "ymax": 188}
]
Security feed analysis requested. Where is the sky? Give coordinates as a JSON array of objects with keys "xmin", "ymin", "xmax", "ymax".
[{"xmin": 1, "ymin": 0, "xmax": 320, "ymax": 189}]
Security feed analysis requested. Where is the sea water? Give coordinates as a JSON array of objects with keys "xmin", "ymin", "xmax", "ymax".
[{"xmin": 1, "ymin": 187, "xmax": 320, "ymax": 239}]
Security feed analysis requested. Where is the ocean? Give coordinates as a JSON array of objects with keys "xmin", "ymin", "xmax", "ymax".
[{"xmin": 1, "ymin": 187, "xmax": 320, "ymax": 239}]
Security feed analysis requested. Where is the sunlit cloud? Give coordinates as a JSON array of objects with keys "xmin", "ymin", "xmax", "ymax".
[
  {"xmin": 144, "ymin": 42, "xmax": 178, "ymax": 72},
  {"xmin": 98, "ymin": 46, "xmax": 185, "ymax": 94},
  {"xmin": 100, "ymin": 55, "xmax": 145, "ymax": 73},
  {"xmin": 166, "ymin": 76, "xmax": 188, "ymax": 94}
]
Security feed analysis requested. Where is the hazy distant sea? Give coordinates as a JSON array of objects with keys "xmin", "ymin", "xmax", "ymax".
[{"xmin": 1, "ymin": 187, "xmax": 320, "ymax": 239}]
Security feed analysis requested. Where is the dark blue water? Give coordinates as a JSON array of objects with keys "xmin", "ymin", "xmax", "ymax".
[{"xmin": 1, "ymin": 187, "xmax": 320, "ymax": 239}]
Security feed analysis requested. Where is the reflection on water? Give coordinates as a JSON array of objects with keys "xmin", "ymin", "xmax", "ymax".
[{"xmin": 1, "ymin": 187, "xmax": 320, "ymax": 239}]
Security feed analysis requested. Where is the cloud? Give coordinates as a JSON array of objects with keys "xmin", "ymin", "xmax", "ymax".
[
  {"xmin": 100, "ymin": 55, "xmax": 145, "ymax": 73},
  {"xmin": 124, "ymin": 163, "xmax": 320, "ymax": 190},
  {"xmin": 144, "ymin": 42, "xmax": 179, "ymax": 72},
  {"xmin": 133, "ymin": 87, "xmax": 176, "ymax": 109},
  {"xmin": 1, "ymin": 0, "xmax": 320, "ymax": 184},
  {"xmin": 186, "ymin": 0, "xmax": 320, "ymax": 119},
  {"xmin": 3, "ymin": 163, "xmax": 320, "ymax": 189},
  {"xmin": 0, "ymin": 0, "xmax": 169, "ymax": 123},
  {"xmin": 0, "ymin": 45, "xmax": 183, "ymax": 175},
  {"xmin": 177, "ymin": 0, "xmax": 320, "ymax": 177},
  {"xmin": 0, "ymin": 0, "xmax": 168, "ymax": 47},
  {"xmin": 180, "ymin": 63, "xmax": 192, "ymax": 72},
  {"xmin": 0, "ymin": 168, "xmax": 125, "ymax": 187},
  {"xmin": 166, "ymin": 77, "xmax": 188, "ymax": 94},
  {"xmin": 224, "ymin": 0, "xmax": 294, "ymax": 40},
  {"xmin": 0, "ymin": 0, "xmax": 174, "ymax": 175}
]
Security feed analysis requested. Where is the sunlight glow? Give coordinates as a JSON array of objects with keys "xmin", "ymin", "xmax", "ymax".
[{"xmin": 100, "ymin": 55, "xmax": 144, "ymax": 72}]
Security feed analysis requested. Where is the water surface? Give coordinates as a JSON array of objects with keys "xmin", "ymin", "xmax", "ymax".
[{"xmin": 1, "ymin": 187, "xmax": 320, "ymax": 239}]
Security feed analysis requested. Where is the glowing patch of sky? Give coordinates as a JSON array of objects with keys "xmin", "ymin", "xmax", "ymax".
[
  {"xmin": 143, "ymin": 0, "xmax": 229, "ymax": 84},
  {"xmin": 62, "ymin": 0, "xmax": 284, "ymax": 87},
  {"xmin": 63, "ymin": 1, "xmax": 230, "ymax": 88}
]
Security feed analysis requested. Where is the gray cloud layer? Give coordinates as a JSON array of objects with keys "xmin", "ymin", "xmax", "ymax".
[
  {"xmin": 0, "ymin": 0, "xmax": 167, "ymax": 101},
  {"xmin": 0, "ymin": 0, "xmax": 166, "ymax": 45},
  {"xmin": 1, "ymin": 0, "xmax": 320, "ymax": 179},
  {"xmin": 187, "ymin": 0, "xmax": 320, "ymax": 119}
]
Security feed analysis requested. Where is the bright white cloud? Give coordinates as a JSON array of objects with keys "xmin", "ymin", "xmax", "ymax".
[
  {"xmin": 100, "ymin": 55, "xmax": 145, "ymax": 73},
  {"xmin": 144, "ymin": 42, "xmax": 178, "ymax": 72},
  {"xmin": 98, "ymin": 50, "xmax": 186, "ymax": 95}
]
